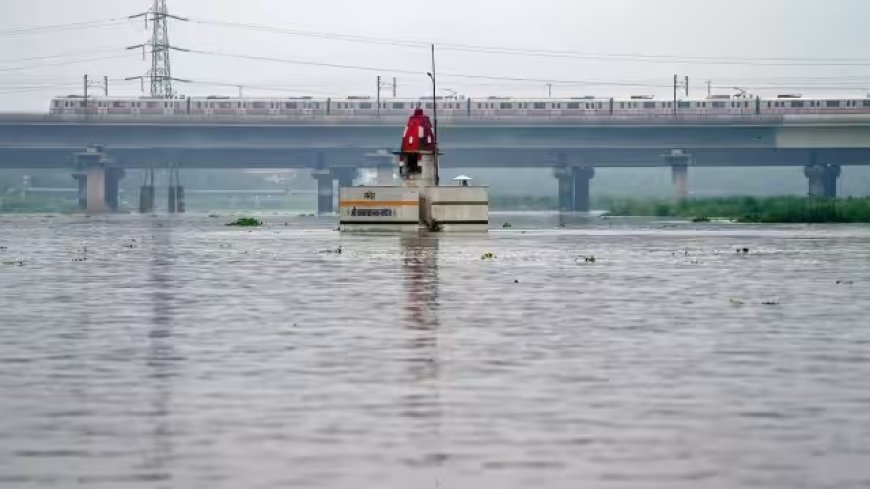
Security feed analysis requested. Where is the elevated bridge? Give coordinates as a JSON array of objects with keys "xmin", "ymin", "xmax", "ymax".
[{"xmin": 1, "ymin": 113, "xmax": 869, "ymax": 213}]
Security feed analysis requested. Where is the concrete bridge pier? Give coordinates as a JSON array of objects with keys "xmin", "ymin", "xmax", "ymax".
[
  {"xmin": 362, "ymin": 149, "xmax": 394, "ymax": 185},
  {"xmin": 105, "ymin": 167, "xmax": 125, "ymax": 212},
  {"xmin": 332, "ymin": 167, "xmax": 356, "ymax": 190},
  {"xmin": 139, "ymin": 168, "xmax": 155, "ymax": 214},
  {"xmin": 664, "ymin": 150, "xmax": 692, "ymax": 202},
  {"xmin": 72, "ymin": 172, "xmax": 87, "ymax": 210},
  {"xmin": 672, "ymin": 164, "xmax": 689, "ymax": 202},
  {"xmin": 167, "ymin": 165, "xmax": 185, "ymax": 214},
  {"xmin": 312, "ymin": 169, "xmax": 334, "ymax": 215},
  {"xmin": 374, "ymin": 164, "xmax": 395, "ymax": 185},
  {"xmin": 74, "ymin": 146, "xmax": 115, "ymax": 213},
  {"xmin": 804, "ymin": 164, "xmax": 841, "ymax": 198},
  {"xmin": 571, "ymin": 167, "xmax": 595, "ymax": 212},
  {"xmin": 553, "ymin": 167, "xmax": 573, "ymax": 212}
]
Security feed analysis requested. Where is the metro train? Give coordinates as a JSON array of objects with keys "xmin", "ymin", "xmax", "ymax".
[{"xmin": 48, "ymin": 94, "xmax": 870, "ymax": 118}]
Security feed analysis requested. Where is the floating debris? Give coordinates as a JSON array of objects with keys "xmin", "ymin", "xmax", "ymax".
[
  {"xmin": 502, "ymin": 222, "xmax": 512, "ymax": 228},
  {"xmin": 729, "ymin": 298, "xmax": 744, "ymax": 306},
  {"xmin": 736, "ymin": 247, "xmax": 750, "ymax": 254},
  {"xmin": 692, "ymin": 217, "xmax": 711, "ymax": 223},
  {"xmin": 836, "ymin": 280, "xmax": 854, "ymax": 285},
  {"xmin": 761, "ymin": 300, "xmax": 780, "ymax": 306},
  {"xmin": 1, "ymin": 260, "xmax": 24, "ymax": 266},
  {"xmin": 514, "ymin": 279, "xmax": 519, "ymax": 284},
  {"xmin": 480, "ymin": 252, "xmax": 496, "ymax": 260},
  {"xmin": 576, "ymin": 255, "xmax": 596, "ymax": 264},
  {"xmin": 319, "ymin": 245, "xmax": 342, "ymax": 254},
  {"xmin": 208, "ymin": 214, "xmax": 220, "ymax": 218},
  {"xmin": 226, "ymin": 217, "xmax": 262, "ymax": 227}
]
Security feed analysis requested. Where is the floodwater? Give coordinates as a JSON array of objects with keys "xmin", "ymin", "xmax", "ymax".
[{"xmin": 1, "ymin": 212, "xmax": 870, "ymax": 489}]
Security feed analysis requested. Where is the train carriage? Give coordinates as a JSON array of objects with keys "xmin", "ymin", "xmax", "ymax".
[{"xmin": 49, "ymin": 93, "xmax": 870, "ymax": 120}]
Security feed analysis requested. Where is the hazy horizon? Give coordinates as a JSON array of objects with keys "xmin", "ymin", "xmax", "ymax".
[{"xmin": 2, "ymin": 0, "xmax": 870, "ymax": 111}]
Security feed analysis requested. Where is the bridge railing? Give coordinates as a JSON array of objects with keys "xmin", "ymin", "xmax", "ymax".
[{"xmin": 9, "ymin": 112, "xmax": 870, "ymax": 125}]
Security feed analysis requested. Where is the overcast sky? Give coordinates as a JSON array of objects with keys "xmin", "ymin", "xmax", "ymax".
[{"xmin": 2, "ymin": 0, "xmax": 869, "ymax": 111}]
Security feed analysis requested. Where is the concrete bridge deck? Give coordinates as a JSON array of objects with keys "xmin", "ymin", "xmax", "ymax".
[{"xmin": 1, "ymin": 112, "xmax": 869, "ymax": 212}]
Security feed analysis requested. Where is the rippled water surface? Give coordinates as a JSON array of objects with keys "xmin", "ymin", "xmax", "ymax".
[{"xmin": 2, "ymin": 213, "xmax": 870, "ymax": 488}]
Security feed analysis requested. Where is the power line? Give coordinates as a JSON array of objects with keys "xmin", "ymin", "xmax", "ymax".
[
  {"xmin": 181, "ymin": 48, "xmax": 672, "ymax": 88},
  {"xmin": 0, "ymin": 81, "xmax": 99, "ymax": 95},
  {"xmin": 0, "ymin": 18, "xmax": 128, "ymax": 36},
  {"xmin": 0, "ymin": 53, "xmax": 136, "ymax": 73},
  {"xmin": 188, "ymin": 17, "xmax": 870, "ymax": 67},
  {"xmin": 179, "ymin": 79, "xmax": 336, "ymax": 95},
  {"xmin": 0, "ymin": 48, "xmax": 120, "ymax": 64}
]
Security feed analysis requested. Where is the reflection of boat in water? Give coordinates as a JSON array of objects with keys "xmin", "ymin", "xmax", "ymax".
[{"xmin": 339, "ymin": 108, "xmax": 488, "ymax": 233}]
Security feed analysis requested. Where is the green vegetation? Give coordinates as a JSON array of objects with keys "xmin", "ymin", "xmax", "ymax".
[
  {"xmin": 598, "ymin": 196, "xmax": 870, "ymax": 223},
  {"xmin": 490, "ymin": 195, "xmax": 556, "ymax": 210},
  {"xmin": 0, "ymin": 195, "xmax": 76, "ymax": 213},
  {"xmin": 226, "ymin": 217, "xmax": 263, "ymax": 227}
]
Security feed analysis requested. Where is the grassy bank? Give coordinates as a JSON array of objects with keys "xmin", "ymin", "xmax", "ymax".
[
  {"xmin": 597, "ymin": 196, "xmax": 870, "ymax": 223},
  {"xmin": 0, "ymin": 196, "xmax": 77, "ymax": 213},
  {"xmin": 490, "ymin": 195, "xmax": 557, "ymax": 210}
]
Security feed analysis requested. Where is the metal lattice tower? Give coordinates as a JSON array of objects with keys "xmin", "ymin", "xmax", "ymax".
[
  {"xmin": 126, "ymin": 0, "xmax": 187, "ymax": 98},
  {"xmin": 149, "ymin": 0, "xmax": 173, "ymax": 97}
]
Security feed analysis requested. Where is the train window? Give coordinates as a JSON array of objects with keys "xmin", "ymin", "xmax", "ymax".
[
  {"xmin": 791, "ymin": 101, "xmax": 805, "ymax": 108},
  {"xmin": 112, "ymin": 101, "xmax": 124, "ymax": 108},
  {"xmin": 619, "ymin": 102, "xmax": 624, "ymax": 109},
  {"xmin": 712, "ymin": 102, "xmax": 726, "ymax": 108},
  {"xmin": 499, "ymin": 102, "xmax": 512, "ymax": 109},
  {"xmin": 643, "ymin": 102, "xmax": 656, "ymax": 109},
  {"xmin": 597, "ymin": 103, "xmax": 603, "ymax": 109},
  {"xmin": 392, "ymin": 102, "xmax": 405, "ymax": 109},
  {"xmin": 567, "ymin": 102, "xmax": 580, "ymax": 109},
  {"xmin": 533, "ymin": 102, "xmax": 546, "ymax": 109},
  {"xmin": 359, "ymin": 102, "xmax": 372, "ymax": 109},
  {"xmin": 863, "ymin": 100, "xmax": 870, "ymax": 107},
  {"xmin": 678, "ymin": 101, "xmax": 691, "ymax": 108},
  {"xmin": 251, "ymin": 102, "xmax": 266, "ymax": 109},
  {"xmin": 284, "ymin": 102, "xmax": 295, "ymax": 109},
  {"xmin": 826, "ymin": 100, "xmax": 840, "ymax": 107}
]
